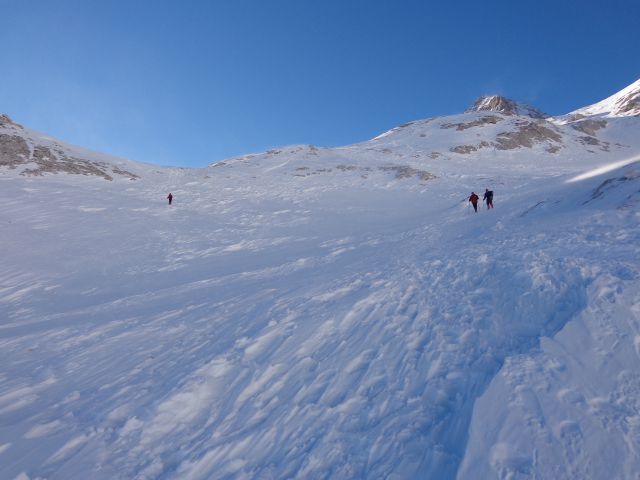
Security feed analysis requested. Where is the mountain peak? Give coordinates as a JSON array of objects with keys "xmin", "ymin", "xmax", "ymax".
[
  {"xmin": 466, "ymin": 95, "xmax": 547, "ymax": 119},
  {"xmin": 0, "ymin": 113, "xmax": 21, "ymax": 128}
]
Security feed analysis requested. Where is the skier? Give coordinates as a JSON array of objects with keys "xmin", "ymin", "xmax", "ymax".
[
  {"xmin": 483, "ymin": 188, "xmax": 494, "ymax": 209},
  {"xmin": 469, "ymin": 192, "xmax": 479, "ymax": 212},
  {"xmin": 167, "ymin": 193, "xmax": 173, "ymax": 205}
]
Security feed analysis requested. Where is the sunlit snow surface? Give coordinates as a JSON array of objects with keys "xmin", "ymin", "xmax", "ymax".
[
  {"xmin": 566, "ymin": 154, "xmax": 640, "ymax": 183},
  {"xmin": 1, "ymin": 113, "xmax": 640, "ymax": 479}
]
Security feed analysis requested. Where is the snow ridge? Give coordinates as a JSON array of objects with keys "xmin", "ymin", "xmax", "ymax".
[{"xmin": 569, "ymin": 78, "xmax": 640, "ymax": 118}]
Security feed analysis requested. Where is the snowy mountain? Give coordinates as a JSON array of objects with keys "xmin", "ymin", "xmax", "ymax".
[
  {"xmin": 1, "ymin": 79, "xmax": 640, "ymax": 480},
  {"xmin": 0, "ymin": 114, "xmax": 142, "ymax": 181},
  {"xmin": 567, "ymin": 78, "xmax": 640, "ymax": 119}
]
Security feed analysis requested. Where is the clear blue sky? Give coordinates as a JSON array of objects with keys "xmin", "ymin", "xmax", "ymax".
[{"xmin": 1, "ymin": 0, "xmax": 639, "ymax": 167}]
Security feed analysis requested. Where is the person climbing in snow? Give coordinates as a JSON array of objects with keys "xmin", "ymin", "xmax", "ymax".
[
  {"xmin": 167, "ymin": 193, "xmax": 173, "ymax": 205},
  {"xmin": 469, "ymin": 192, "xmax": 479, "ymax": 212},
  {"xmin": 483, "ymin": 188, "xmax": 494, "ymax": 209}
]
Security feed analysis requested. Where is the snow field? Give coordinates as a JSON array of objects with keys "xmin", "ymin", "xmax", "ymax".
[{"xmin": 1, "ymin": 106, "xmax": 639, "ymax": 478}]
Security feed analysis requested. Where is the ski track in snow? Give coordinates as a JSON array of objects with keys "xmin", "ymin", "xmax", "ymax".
[{"xmin": 1, "ymin": 115, "xmax": 640, "ymax": 479}]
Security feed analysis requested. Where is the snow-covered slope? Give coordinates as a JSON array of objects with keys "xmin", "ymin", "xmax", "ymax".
[
  {"xmin": 0, "ymin": 114, "xmax": 145, "ymax": 181},
  {"xmin": 561, "ymin": 78, "xmax": 640, "ymax": 120},
  {"xmin": 1, "ymin": 80, "xmax": 640, "ymax": 479}
]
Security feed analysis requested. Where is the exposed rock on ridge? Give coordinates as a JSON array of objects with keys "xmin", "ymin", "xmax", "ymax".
[
  {"xmin": 467, "ymin": 95, "xmax": 547, "ymax": 119},
  {"xmin": 0, "ymin": 114, "xmax": 23, "ymax": 128},
  {"xmin": 0, "ymin": 115, "xmax": 139, "ymax": 181}
]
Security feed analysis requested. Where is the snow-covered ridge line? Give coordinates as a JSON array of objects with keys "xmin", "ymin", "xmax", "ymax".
[
  {"xmin": 567, "ymin": 77, "xmax": 640, "ymax": 119},
  {"xmin": 0, "ymin": 114, "xmax": 148, "ymax": 181},
  {"xmin": 2, "ymin": 77, "xmax": 639, "ymax": 175}
]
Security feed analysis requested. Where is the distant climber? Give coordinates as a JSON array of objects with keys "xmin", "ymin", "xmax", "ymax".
[
  {"xmin": 167, "ymin": 193, "xmax": 173, "ymax": 205},
  {"xmin": 483, "ymin": 188, "xmax": 494, "ymax": 209},
  {"xmin": 469, "ymin": 192, "xmax": 479, "ymax": 212}
]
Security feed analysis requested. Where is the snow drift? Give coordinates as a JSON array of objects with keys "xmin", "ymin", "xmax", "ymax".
[{"xmin": 1, "ymin": 79, "xmax": 640, "ymax": 479}]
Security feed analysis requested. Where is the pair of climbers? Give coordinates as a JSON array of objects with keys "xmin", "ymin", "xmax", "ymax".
[{"xmin": 468, "ymin": 188, "xmax": 493, "ymax": 212}]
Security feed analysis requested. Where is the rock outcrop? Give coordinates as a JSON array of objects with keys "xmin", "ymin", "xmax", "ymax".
[{"xmin": 466, "ymin": 95, "xmax": 547, "ymax": 119}]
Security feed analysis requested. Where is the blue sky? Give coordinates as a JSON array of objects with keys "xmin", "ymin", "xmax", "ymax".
[{"xmin": 1, "ymin": 0, "xmax": 639, "ymax": 167}]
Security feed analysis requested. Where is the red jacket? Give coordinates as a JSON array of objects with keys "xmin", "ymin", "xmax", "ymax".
[{"xmin": 469, "ymin": 193, "xmax": 479, "ymax": 204}]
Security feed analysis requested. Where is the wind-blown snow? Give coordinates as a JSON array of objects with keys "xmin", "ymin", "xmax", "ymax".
[{"xmin": 1, "ymin": 81, "xmax": 640, "ymax": 479}]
